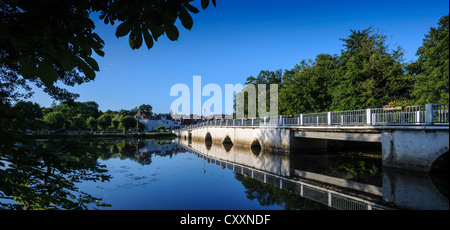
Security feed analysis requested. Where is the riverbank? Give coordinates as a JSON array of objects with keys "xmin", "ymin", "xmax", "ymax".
[{"xmin": 25, "ymin": 132, "xmax": 177, "ymax": 139}]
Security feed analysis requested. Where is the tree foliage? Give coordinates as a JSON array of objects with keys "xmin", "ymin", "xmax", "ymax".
[
  {"xmin": 236, "ymin": 70, "xmax": 283, "ymax": 118},
  {"xmin": 407, "ymin": 14, "xmax": 449, "ymax": 104},
  {"xmin": 280, "ymin": 54, "xmax": 337, "ymax": 114},
  {"xmin": 120, "ymin": 115, "xmax": 137, "ymax": 133},
  {"xmin": 86, "ymin": 116, "xmax": 98, "ymax": 132},
  {"xmin": 275, "ymin": 17, "xmax": 449, "ymax": 115},
  {"xmin": 97, "ymin": 113, "xmax": 112, "ymax": 131},
  {"xmin": 43, "ymin": 111, "xmax": 65, "ymax": 130},
  {"xmin": 0, "ymin": 0, "xmax": 216, "ymax": 103}
]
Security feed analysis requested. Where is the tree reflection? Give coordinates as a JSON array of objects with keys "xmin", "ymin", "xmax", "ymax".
[{"xmin": 0, "ymin": 136, "xmax": 112, "ymax": 210}]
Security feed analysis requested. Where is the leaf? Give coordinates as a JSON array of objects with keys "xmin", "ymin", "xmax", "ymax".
[
  {"xmin": 56, "ymin": 50, "xmax": 76, "ymax": 71},
  {"xmin": 20, "ymin": 59, "xmax": 37, "ymax": 79},
  {"xmin": 83, "ymin": 56, "xmax": 99, "ymax": 71},
  {"xmin": 77, "ymin": 58, "xmax": 96, "ymax": 81},
  {"xmin": 94, "ymin": 49, "xmax": 105, "ymax": 57},
  {"xmin": 142, "ymin": 29, "xmax": 154, "ymax": 50},
  {"xmin": 164, "ymin": 24, "xmax": 179, "ymax": 41},
  {"xmin": 179, "ymin": 7, "xmax": 193, "ymax": 30},
  {"xmin": 128, "ymin": 28, "xmax": 143, "ymax": 49},
  {"xmin": 185, "ymin": 4, "xmax": 200, "ymax": 13},
  {"xmin": 149, "ymin": 23, "xmax": 164, "ymax": 41},
  {"xmin": 37, "ymin": 58, "xmax": 58, "ymax": 87},
  {"xmin": 201, "ymin": 0, "xmax": 209, "ymax": 9},
  {"xmin": 115, "ymin": 22, "xmax": 133, "ymax": 38}
]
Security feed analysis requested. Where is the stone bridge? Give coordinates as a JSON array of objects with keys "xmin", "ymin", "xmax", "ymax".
[{"xmin": 176, "ymin": 104, "xmax": 449, "ymax": 172}]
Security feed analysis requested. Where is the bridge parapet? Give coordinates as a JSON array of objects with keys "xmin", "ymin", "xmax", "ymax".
[
  {"xmin": 180, "ymin": 103, "xmax": 448, "ymax": 131},
  {"xmin": 177, "ymin": 103, "xmax": 449, "ymax": 172}
]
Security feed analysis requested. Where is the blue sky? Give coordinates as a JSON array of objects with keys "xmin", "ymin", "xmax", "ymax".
[{"xmin": 29, "ymin": 0, "xmax": 449, "ymax": 113}]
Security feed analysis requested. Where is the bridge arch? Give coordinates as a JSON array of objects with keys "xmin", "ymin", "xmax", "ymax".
[
  {"xmin": 205, "ymin": 132, "xmax": 212, "ymax": 150},
  {"xmin": 430, "ymin": 150, "xmax": 449, "ymax": 173},
  {"xmin": 222, "ymin": 135, "xmax": 233, "ymax": 145},
  {"xmin": 205, "ymin": 132, "xmax": 212, "ymax": 143},
  {"xmin": 251, "ymin": 139, "xmax": 262, "ymax": 156},
  {"xmin": 222, "ymin": 135, "xmax": 233, "ymax": 152}
]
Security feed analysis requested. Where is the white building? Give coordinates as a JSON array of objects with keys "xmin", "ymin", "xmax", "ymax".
[{"xmin": 135, "ymin": 110, "xmax": 175, "ymax": 132}]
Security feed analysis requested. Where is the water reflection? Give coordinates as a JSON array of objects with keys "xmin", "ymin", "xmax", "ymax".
[
  {"xmin": 0, "ymin": 137, "xmax": 112, "ymax": 210},
  {"xmin": 179, "ymin": 138, "xmax": 449, "ymax": 210},
  {"xmin": 0, "ymin": 137, "xmax": 182, "ymax": 210},
  {"xmin": 98, "ymin": 139, "xmax": 181, "ymax": 165},
  {"xmin": 1, "ymin": 137, "xmax": 447, "ymax": 210}
]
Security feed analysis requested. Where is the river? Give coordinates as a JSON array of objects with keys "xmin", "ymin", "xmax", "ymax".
[{"xmin": 0, "ymin": 137, "xmax": 447, "ymax": 210}]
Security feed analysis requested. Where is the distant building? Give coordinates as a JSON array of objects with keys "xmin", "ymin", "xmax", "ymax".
[{"xmin": 134, "ymin": 109, "xmax": 175, "ymax": 132}]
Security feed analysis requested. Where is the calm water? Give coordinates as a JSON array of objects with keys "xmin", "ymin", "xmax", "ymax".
[{"xmin": 1, "ymin": 137, "xmax": 448, "ymax": 210}]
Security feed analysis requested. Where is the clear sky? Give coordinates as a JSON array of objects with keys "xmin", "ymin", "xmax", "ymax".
[{"xmin": 28, "ymin": 0, "xmax": 449, "ymax": 113}]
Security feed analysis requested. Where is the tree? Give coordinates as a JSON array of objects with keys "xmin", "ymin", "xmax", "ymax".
[
  {"xmin": 112, "ymin": 119, "xmax": 120, "ymax": 131},
  {"xmin": 329, "ymin": 27, "xmax": 408, "ymax": 110},
  {"xmin": 236, "ymin": 70, "xmax": 283, "ymax": 118},
  {"xmin": 407, "ymin": 14, "xmax": 449, "ymax": 104},
  {"xmin": 97, "ymin": 113, "xmax": 112, "ymax": 132},
  {"xmin": 69, "ymin": 114, "xmax": 86, "ymax": 131},
  {"xmin": 139, "ymin": 104, "xmax": 153, "ymax": 114},
  {"xmin": 0, "ymin": 0, "xmax": 216, "ymax": 104},
  {"xmin": 279, "ymin": 54, "xmax": 337, "ymax": 114},
  {"xmin": 138, "ymin": 122, "xmax": 146, "ymax": 132},
  {"xmin": 43, "ymin": 111, "xmax": 65, "ymax": 130},
  {"xmin": 86, "ymin": 116, "xmax": 98, "ymax": 132},
  {"xmin": 156, "ymin": 126, "xmax": 165, "ymax": 132},
  {"xmin": 12, "ymin": 100, "xmax": 44, "ymax": 130},
  {"xmin": 120, "ymin": 116, "xmax": 137, "ymax": 133}
]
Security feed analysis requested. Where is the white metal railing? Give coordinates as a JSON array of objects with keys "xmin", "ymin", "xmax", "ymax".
[
  {"xmin": 433, "ymin": 104, "xmax": 449, "ymax": 124},
  {"xmin": 180, "ymin": 103, "xmax": 449, "ymax": 131}
]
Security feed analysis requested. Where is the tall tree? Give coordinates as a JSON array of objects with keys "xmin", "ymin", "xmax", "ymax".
[
  {"xmin": 69, "ymin": 114, "xmax": 87, "ymax": 131},
  {"xmin": 279, "ymin": 54, "xmax": 337, "ymax": 114},
  {"xmin": 138, "ymin": 104, "xmax": 153, "ymax": 114},
  {"xmin": 43, "ymin": 111, "xmax": 65, "ymax": 130},
  {"xmin": 407, "ymin": 14, "xmax": 449, "ymax": 104},
  {"xmin": 236, "ymin": 70, "xmax": 283, "ymax": 118},
  {"xmin": 120, "ymin": 115, "xmax": 137, "ymax": 133},
  {"xmin": 97, "ymin": 113, "xmax": 112, "ymax": 132},
  {"xmin": 330, "ymin": 27, "xmax": 408, "ymax": 110},
  {"xmin": 86, "ymin": 116, "xmax": 98, "ymax": 132}
]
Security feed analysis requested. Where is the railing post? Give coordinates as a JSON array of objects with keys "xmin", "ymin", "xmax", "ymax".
[
  {"xmin": 366, "ymin": 109, "xmax": 372, "ymax": 125},
  {"xmin": 299, "ymin": 114, "xmax": 304, "ymax": 126},
  {"xmin": 416, "ymin": 111, "xmax": 421, "ymax": 124},
  {"xmin": 280, "ymin": 115, "xmax": 284, "ymax": 126},
  {"xmin": 425, "ymin": 104, "xmax": 434, "ymax": 125},
  {"xmin": 327, "ymin": 112, "xmax": 332, "ymax": 125}
]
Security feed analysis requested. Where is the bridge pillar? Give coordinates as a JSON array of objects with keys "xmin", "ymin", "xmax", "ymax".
[{"xmin": 382, "ymin": 129, "xmax": 449, "ymax": 171}]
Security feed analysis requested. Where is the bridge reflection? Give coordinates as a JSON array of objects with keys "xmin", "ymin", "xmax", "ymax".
[{"xmin": 178, "ymin": 138, "xmax": 448, "ymax": 210}]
